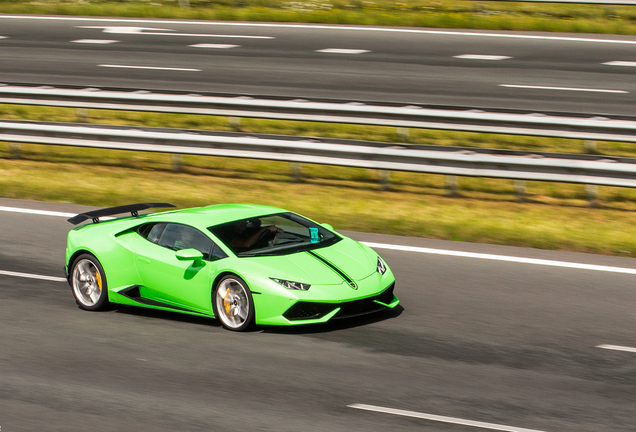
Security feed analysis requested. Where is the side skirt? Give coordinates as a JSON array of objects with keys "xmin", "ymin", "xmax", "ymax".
[{"xmin": 110, "ymin": 285, "xmax": 214, "ymax": 318}]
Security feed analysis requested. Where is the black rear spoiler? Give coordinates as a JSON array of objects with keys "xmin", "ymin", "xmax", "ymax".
[{"xmin": 67, "ymin": 203, "xmax": 176, "ymax": 225}]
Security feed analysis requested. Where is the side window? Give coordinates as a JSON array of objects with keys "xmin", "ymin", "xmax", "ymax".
[
  {"xmin": 158, "ymin": 224, "xmax": 214, "ymax": 261},
  {"xmin": 137, "ymin": 223, "xmax": 167, "ymax": 244},
  {"xmin": 138, "ymin": 223, "xmax": 226, "ymax": 261}
]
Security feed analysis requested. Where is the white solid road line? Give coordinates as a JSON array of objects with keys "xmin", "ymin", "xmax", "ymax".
[
  {"xmin": 316, "ymin": 48, "xmax": 370, "ymax": 54},
  {"xmin": 0, "ymin": 206, "xmax": 75, "ymax": 218},
  {"xmin": 5, "ymin": 15, "xmax": 636, "ymax": 45},
  {"xmin": 0, "ymin": 270, "xmax": 66, "ymax": 283},
  {"xmin": 2, "ymin": 205, "xmax": 636, "ymax": 276},
  {"xmin": 98, "ymin": 64, "xmax": 201, "ymax": 71},
  {"xmin": 603, "ymin": 61, "xmax": 636, "ymax": 67},
  {"xmin": 71, "ymin": 39, "xmax": 119, "ymax": 44},
  {"xmin": 454, "ymin": 54, "xmax": 511, "ymax": 60},
  {"xmin": 500, "ymin": 84, "xmax": 628, "ymax": 94},
  {"xmin": 348, "ymin": 404, "xmax": 547, "ymax": 432},
  {"xmin": 189, "ymin": 43, "xmax": 239, "ymax": 49},
  {"xmin": 597, "ymin": 344, "xmax": 636, "ymax": 353},
  {"xmin": 362, "ymin": 242, "xmax": 636, "ymax": 275}
]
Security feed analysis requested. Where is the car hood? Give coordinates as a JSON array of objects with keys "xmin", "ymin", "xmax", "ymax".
[{"xmin": 248, "ymin": 238, "xmax": 376, "ymax": 284}]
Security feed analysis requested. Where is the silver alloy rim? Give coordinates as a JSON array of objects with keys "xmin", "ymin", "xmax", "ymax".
[
  {"xmin": 72, "ymin": 259, "xmax": 103, "ymax": 307},
  {"xmin": 216, "ymin": 278, "xmax": 249, "ymax": 329}
]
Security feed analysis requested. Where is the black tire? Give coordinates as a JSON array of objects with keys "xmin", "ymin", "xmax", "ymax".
[
  {"xmin": 70, "ymin": 254, "xmax": 110, "ymax": 311},
  {"xmin": 213, "ymin": 275, "xmax": 255, "ymax": 331}
]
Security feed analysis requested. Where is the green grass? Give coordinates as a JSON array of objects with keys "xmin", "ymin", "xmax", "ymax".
[{"xmin": 2, "ymin": 0, "xmax": 636, "ymax": 35}]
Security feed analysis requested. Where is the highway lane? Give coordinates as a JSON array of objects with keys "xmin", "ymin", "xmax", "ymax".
[
  {"xmin": 0, "ymin": 16, "xmax": 636, "ymax": 115},
  {"xmin": 0, "ymin": 198, "xmax": 635, "ymax": 432}
]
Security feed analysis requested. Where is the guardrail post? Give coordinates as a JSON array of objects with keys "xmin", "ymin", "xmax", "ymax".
[
  {"xmin": 378, "ymin": 170, "xmax": 391, "ymax": 190},
  {"xmin": 446, "ymin": 175, "xmax": 459, "ymax": 196},
  {"xmin": 9, "ymin": 143, "xmax": 21, "ymax": 159},
  {"xmin": 514, "ymin": 180, "xmax": 526, "ymax": 202},
  {"xmin": 77, "ymin": 108, "xmax": 89, "ymax": 123},
  {"xmin": 229, "ymin": 117, "xmax": 241, "ymax": 131},
  {"xmin": 397, "ymin": 127, "xmax": 409, "ymax": 141},
  {"xmin": 586, "ymin": 185, "xmax": 599, "ymax": 208},
  {"xmin": 171, "ymin": 154, "xmax": 183, "ymax": 172},
  {"xmin": 290, "ymin": 163, "xmax": 302, "ymax": 182},
  {"xmin": 584, "ymin": 140, "xmax": 597, "ymax": 154}
]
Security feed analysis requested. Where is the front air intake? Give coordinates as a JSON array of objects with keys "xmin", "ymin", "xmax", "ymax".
[{"xmin": 283, "ymin": 302, "xmax": 337, "ymax": 321}]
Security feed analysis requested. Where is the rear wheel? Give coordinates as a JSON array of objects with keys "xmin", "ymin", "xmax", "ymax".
[
  {"xmin": 213, "ymin": 275, "xmax": 255, "ymax": 331},
  {"xmin": 71, "ymin": 254, "xmax": 109, "ymax": 311}
]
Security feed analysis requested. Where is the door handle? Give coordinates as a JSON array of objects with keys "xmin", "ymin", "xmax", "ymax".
[{"xmin": 137, "ymin": 257, "xmax": 151, "ymax": 264}]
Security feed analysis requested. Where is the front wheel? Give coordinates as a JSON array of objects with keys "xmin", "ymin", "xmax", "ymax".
[
  {"xmin": 213, "ymin": 275, "xmax": 255, "ymax": 331},
  {"xmin": 71, "ymin": 254, "xmax": 109, "ymax": 311}
]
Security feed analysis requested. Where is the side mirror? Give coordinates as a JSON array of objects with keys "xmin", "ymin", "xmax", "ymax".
[
  {"xmin": 175, "ymin": 248, "xmax": 203, "ymax": 261},
  {"xmin": 320, "ymin": 223, "xmax": 334, "ymax": 231}
]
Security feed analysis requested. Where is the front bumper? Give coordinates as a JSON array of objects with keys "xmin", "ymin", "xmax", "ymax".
[
  {"xmin": 254, "ymin": 275, "xmax": 399, "ymax": 326},
  {"xmin": 283, "ymin": 283, "xmax": 397, "ymax": 321}
]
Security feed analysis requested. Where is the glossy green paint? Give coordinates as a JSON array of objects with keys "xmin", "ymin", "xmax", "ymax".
[{"xmin": 66, "ymin": 204, "xmax": 398, "ymax": 327}]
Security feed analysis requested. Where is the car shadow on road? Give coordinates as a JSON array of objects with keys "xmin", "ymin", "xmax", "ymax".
[
  {"xmin": 112, "ymin": 305, "xmax": 222, "ymax": 328},
  {"xmin": 109, "ymin": 304, "xmax": 403, "ymax": 334}
]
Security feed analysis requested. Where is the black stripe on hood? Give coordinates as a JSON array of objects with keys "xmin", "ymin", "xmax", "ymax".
[{"xmin": 307, "ymin": 251, "xmax": 357, "ymax": 290}]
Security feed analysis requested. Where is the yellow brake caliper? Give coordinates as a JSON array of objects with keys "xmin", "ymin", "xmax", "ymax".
[
  {"xmin": 95, "ymin": 271, "xmax": 102, "ymax": 291},
  {"xmin": 223, "ymin": 288, "xmax": 232, "ymax": 315}
]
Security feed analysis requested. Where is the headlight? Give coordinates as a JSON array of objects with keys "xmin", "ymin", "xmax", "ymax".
[
  {"xmin": 377, "ymin": 257, "xmax": 387, "ymax": 275},
  {"xmin": 271, "ymin": 278, "xmax": 311, "ymax": 291}
]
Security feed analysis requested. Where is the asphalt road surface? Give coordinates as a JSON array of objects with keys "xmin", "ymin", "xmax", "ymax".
[
  {"xmin": 0, "ymin": 197, "xmax": 634, "ymax": 432},
  {"xmin": 1, "ymin": 15, "xmax": 636, "ymax": 115}
]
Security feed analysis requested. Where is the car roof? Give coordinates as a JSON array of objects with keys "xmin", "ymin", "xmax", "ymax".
[{"xmin": 143, "ymin": 203, "xmax": 288, "ymax": 229}]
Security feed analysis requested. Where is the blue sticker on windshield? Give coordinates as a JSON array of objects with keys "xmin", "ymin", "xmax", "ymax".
[{"xmin": 309, "ymin": 227, "xmax": 320, "ymax": 243}]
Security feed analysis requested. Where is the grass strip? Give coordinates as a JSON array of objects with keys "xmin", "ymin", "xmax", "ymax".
[
  {"xmin": 1, "ymin": 0, "xmax": 636, "ymax": 35},
  {"xmin": 3, "ymin": 150, "xmax": 636, "ymax": 256}
]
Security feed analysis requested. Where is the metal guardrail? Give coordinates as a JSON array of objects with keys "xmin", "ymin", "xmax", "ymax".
[
  {"xmin": 2, "ymin": 120, "xmax": 636, "ymax": 188},
  {"xmin": 1, "ymin": 84, "xmax": 636, "ymax": 143}
]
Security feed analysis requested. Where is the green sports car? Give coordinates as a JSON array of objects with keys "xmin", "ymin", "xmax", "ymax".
[{"xmin": 65, "ymin": 203, "xmax": 398, "ymax": 331}]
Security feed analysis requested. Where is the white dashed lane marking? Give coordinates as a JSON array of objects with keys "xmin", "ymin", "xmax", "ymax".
[
  {"xmin": 348, "ymin": 404, "xmax": 547, "ymax": 432},
  {"xmin": 189, "ymin": 43, "xmax": 239, "ymax": 49},
  {"xmin": 78, "ymin": 25, "xmax": 273, "ymax": 39},
  {"xmin": 98, "ymin": 64, "xmax": 201, "ymax": 71},
  {"xmin": 597, "ymin": 344, "xmax": 636, "ymax": 353},
  {"xmin": 500, "ymin": 84, "xmax": 628, "ymax": 94},
  {"xmin": 316, "ymin": 48, "xmax": 370, "ymax": 54},
  {"xmin": 454, "ymin": 54, "xmax": 511, "ymax": 60},
  {"xmin": 603, "ymin": 61, "xmax": 636, "ymax": 67},
  {"xmin": 72, "ymin": 39, "xmax": 119, "ymax": 44}
]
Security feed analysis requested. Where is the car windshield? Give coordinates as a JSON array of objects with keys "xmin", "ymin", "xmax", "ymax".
[{"xmin": 209, "ymin": 212, "xmax": 340, "ymax": 257}]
